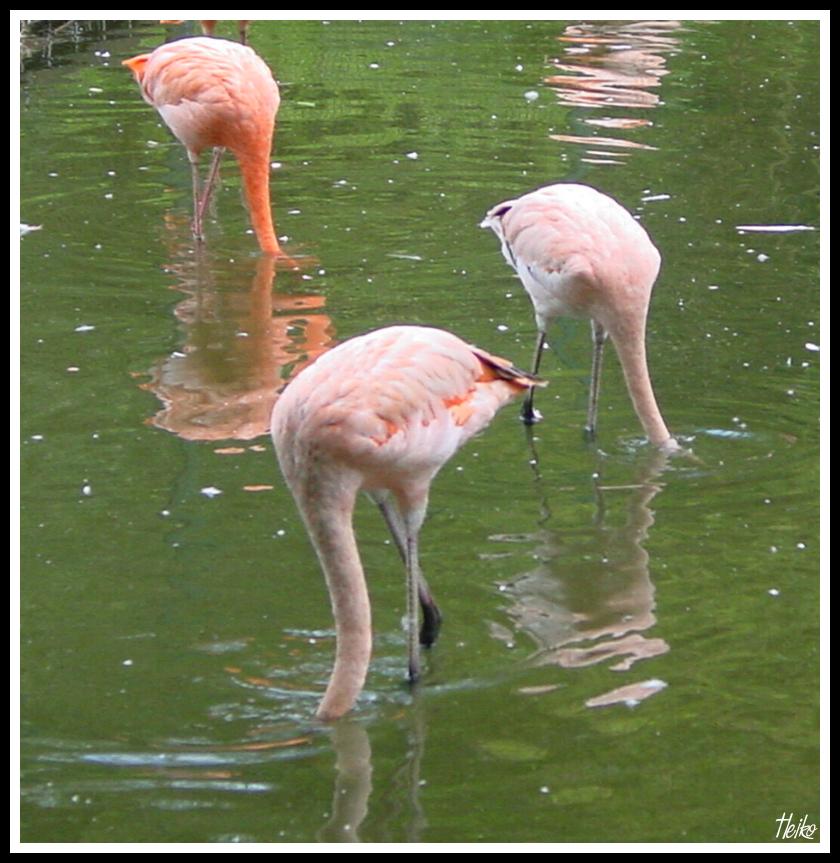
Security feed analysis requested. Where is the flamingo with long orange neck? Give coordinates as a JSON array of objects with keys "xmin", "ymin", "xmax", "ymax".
[{"xmin": 123, "ymin": 37, "xmax": 282, "ymax": 255}]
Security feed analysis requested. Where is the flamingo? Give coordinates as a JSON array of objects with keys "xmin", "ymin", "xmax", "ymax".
[
  {"xmin": 270, "ymin": 325, "xmax": 544, "ymax": 720},
  {"xmin": 198, "ymin": 20, "xmax": 250, "ymax": 43},
  {"xmin": 161, "ymin": 19, "xmax": 251, "ymax": 43},
  {"xmin": 123, "ymin": 37, "xmax": 282, "ymax": 255},
  {"xmin": 481, "ymin": 182, "xmax": 677, "ymax": 451}
]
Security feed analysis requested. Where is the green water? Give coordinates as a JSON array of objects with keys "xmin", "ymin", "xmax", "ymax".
[{"xmin": 19, "ymin": 18, "xmax": 821, "ymax": 845}]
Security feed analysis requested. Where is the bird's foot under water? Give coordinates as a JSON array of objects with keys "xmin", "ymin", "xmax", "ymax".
[
  {"xmin": 191, "ymin": 221, "xmax": 206, "ymax": 244},
  {"xmin": 419, "ymin": 602, "xmax": 442, "ymax": 648},
  {"xmin": 520, "ymin": 406, "xmax": 543, "ymax": 425},
  {"xmin": 659, "ymin": 436, "xmax": 702, "ymax": 462}
]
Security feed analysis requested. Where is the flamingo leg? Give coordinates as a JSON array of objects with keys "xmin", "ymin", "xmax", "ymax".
[
  {"xmin": 585, "ymin": 320, "xmax": 608, "ymax": 440},
  {"xmin": 197, "ymin": 147, "xmax": 225, "ymax": 232},
  {"xmin": 188, "ymin": 148, "xmax": 225, "ymax": 242},
  {"xmin": 406, "ymin": 530, "xmax": 421, "ymax": 683},
  {"xmin": 521, "ymin": 329, "xmax": 547, "ymax": 425},
  {"xmin": 189, "ymin": 159, "xmax": 205, "ymax": 241},
  {"xmin": 373, "ymin": 491, "xmax": 429, "ymax": 682},
  {"xmin": 372, "ymin": 493, "xmax": 441, "ymax": 647}
]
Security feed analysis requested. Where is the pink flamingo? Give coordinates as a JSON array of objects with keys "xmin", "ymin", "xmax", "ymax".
[
  {"xmin": 481, "ymin": 182, "xmax": 677, "ymax": 450},
  {"xmin": 271, "ymin": 325, "xmax": 544, "ymax": 720},
  {"xmin": 123, "ymin": 37, "xmax": 283, "ymax": 255}
]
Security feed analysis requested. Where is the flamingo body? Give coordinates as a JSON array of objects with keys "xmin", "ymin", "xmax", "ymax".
[
  {"xmin": 271, "ymin": 325, "xmax": 542, "ymax": 719},
  {"xmin": 124, "ymin": 37, "xmax": 282, "ymax": 255},
  {"xmin": 482, "ymin": 182, "xmax": 675, "ymax": 449}
]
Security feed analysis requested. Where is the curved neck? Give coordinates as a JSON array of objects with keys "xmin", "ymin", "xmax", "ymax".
[
  {"xmin": 610, "ymin": 330, "xmax": 673, "ymax": 448},
  {"xmin": 296, "ymin": 480, "xmax": 371, "ymax": 721},
  {"xmin": 236, "ymin": 151, "xmax": 282, "ymax": 256}
]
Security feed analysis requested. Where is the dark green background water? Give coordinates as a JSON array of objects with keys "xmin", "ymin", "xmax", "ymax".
[{"xmin": 19, "ymin": 18, "xmax": 821, "ymax": 845}]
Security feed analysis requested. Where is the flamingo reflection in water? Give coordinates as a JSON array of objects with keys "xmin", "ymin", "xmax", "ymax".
[
  {"xmin": 139, "ymin": 253, "xmax": 332, "ymax": 443},
  {"xmin": 492, "ymin": 448, "xmax": 672, "ymax": 709},
  {"xmin": 545, "ymin": 20, "xmax": 683, "ymax": 165}
]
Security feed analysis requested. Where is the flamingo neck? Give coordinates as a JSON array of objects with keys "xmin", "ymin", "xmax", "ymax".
[
  {"xmin": 296, "ymin": 479, "xmax": 372, "ymax": 721},
  {"xmin": 611, "ymin": 331, "xmax": 674, "ymax": 449},
  {"xmin": 236, "ymin": 151, "xmax": 282, "ymax": 256}
]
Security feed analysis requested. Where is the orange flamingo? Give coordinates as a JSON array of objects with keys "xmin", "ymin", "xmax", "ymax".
[
  {"xmin": 198, "ymin": 20, "xmax": 250, "ymax": 43},
  {"xmin": 123, "ymin": 37, "xmax": 282, "ymax": 255},
  {"xmin": 271, "ymin": 325, "xmax": 544, "ymax": 719},
  {"xmin": 481, "ymin": 182, "xmax": 677, "ymax": 450},
  {"xmin": 161, "ymin": 19, "xmax": 251, "ymax": 43}
]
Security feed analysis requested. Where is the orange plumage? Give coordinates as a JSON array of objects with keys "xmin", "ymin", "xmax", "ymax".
[{"xmin": 124, "ymin": 37, "xmax": 282, "ymax": 255}]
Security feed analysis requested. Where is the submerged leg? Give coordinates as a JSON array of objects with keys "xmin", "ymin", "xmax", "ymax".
[
  {"xmin": 521, "ymin": 330, "xmax": 547, "ymax": 425},
  {"xmin": 373, "ymin": 493, "xmax": 441, "ymax": 647},
  {"xmin": 585, "ymin": 320, "xmax": 608, "ymax": 440}
]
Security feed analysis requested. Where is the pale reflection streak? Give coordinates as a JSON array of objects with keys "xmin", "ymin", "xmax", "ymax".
[
  {"xmin": 545, "ymin": 20, "xmax": 682, "ymax": 165},
  {"xmin": 317, "ymin": 722, "xmax": 373, "ymax": 843},
  {"xmin": 495, "ymin": 448, "xmax": 671, "ymax": 708},
  {"xmin": 139, "ymin": 251, "xmax": 333, "ymax": 442},
  {"xmin": 317, "ymin": 707, "xmax": 429, "ymax": 842}
]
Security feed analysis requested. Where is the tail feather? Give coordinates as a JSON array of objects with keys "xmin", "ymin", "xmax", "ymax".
[
  {"xmin": 122, "ymin": 54, "xmax": 150, "ymax": 82},
  {"xmin": 471, "ymin": 347, "xmax": 547, "ymax": 390}
]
